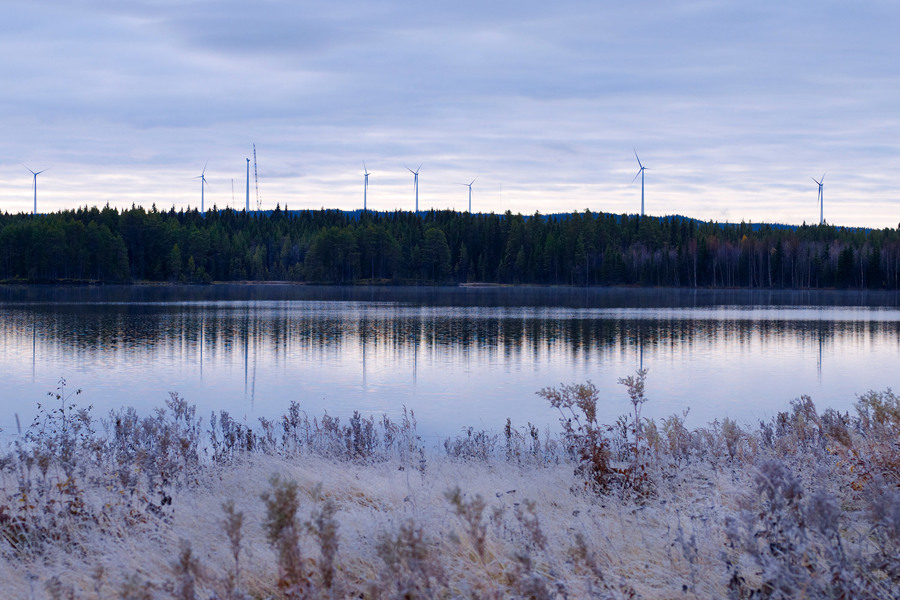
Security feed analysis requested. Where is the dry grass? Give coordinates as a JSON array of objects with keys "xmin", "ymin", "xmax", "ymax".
[{"xmin": 1, "ymin": 376, "xmax": 898, "ymax": 599}]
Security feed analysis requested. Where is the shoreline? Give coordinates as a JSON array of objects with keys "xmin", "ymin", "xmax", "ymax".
[{"xmin": 2, "ymin": 278, "xmax": 898, "ymax": 293}]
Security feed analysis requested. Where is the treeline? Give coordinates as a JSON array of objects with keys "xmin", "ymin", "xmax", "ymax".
[{"xmin": 1, "ymin": 204, "xmax": 899, "ymax": 289}]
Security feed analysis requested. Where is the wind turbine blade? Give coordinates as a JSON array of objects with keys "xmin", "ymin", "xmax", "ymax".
[
  {"xmin": 632, "ymin": 170, "xmax": 642, "ymax": 183},
  {"xmin": 633, "ymin": 148, "xmax": 643, "ymax": 169},
  {"xmin": 470, "ymin": 178, "xmax": 477, "ymax": 186},
  {"xmin": 416, "ymin": 163, "xmax": 422, "ymax": 173},
  {"xmin": 202, "ymin": 160, "xmax": 209, "ymax": 176},
  {"xmin": 820, "ymin": 173, "xmax": 826, "ymax": 183},
  {"xmin": 811, "ymin": 177, "xmax": 820, "ymax": 185}
]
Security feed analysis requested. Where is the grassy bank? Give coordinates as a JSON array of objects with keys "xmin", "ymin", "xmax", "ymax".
[{"xmin": 1, "ymin": 376, "xmax": 898, "ymax": 599}]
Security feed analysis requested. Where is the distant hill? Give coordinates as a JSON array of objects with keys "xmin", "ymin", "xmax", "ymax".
[{"xmin": 266, "ymin": 207, "xmax": 869, "ymax": 233}]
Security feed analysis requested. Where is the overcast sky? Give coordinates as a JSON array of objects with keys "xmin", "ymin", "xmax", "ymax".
[{"xmin": 2, "ymin": 1, "xmax": 899, "ymax": 227}]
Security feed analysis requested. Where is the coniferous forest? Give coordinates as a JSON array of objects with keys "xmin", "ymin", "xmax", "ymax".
[{"xmin": 1, "ymin": 204, "xmax": 899, "ymax": 288}]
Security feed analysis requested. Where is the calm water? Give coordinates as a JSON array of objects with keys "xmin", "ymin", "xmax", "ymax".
[{"xmin": 2, "ymin": 285, "xmax": 899, "ymax": 441}]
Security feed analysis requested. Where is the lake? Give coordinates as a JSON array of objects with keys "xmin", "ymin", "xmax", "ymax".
[{"xmin": 1, "ymin": 284, "xmax": 899, "ymax": 442}]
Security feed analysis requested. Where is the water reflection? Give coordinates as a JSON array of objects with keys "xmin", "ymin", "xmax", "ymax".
[
  {"xmin": 2, "ymin": 286, "xmax": 900, "ymax": 438},
  {"xmin": 8, "ymin": 303, "xmax": 899, "ymax": 367}
]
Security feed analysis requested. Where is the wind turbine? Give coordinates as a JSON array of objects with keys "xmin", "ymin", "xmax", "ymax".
[
  {"xmin": 632, "ymin": 149, "xmax": 647, "ymax": 216},
  {"xmin": 363, "ymin": 163, "xmax": 370, "ymax": 211},
  {"xmin": 24, "ymin": 165, "xmax": 48, "ymax": 215},
  {"xmin": 405, "ymin": 163, "xmax": 421, "ymax": 213},
  {"xmin": 812, "ymin": 173, "xmax": 825, "ymax": 225},
  {"xmin": 194, "ymin": 161, "xmax": 210, "ymax": 215},
  {"xmin": 459, "ymin": 178, "xmax": 476, "ymax": 213}
]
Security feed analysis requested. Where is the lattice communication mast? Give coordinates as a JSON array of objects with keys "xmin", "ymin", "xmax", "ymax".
[{"xmin": 253, "ymin": 143, "xmax": 261, "ymax": 211}]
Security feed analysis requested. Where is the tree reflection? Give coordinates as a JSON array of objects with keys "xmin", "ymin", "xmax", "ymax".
[{"xmin": 5, "ymin": 300, "xmax": 898, "ymax": 379}]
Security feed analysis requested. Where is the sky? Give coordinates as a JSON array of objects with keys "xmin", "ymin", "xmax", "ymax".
[{"xmin": 2, "ymin": 0, "xmax": 899, "ymax": 228}]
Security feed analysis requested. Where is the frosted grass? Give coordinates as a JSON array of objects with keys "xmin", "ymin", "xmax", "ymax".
[{"xmin": 1, "ymin": 379, "xmax": 898, "ymax": 598}]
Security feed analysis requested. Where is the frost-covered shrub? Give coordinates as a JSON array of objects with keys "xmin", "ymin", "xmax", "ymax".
[
  {"xmin": 538, "ymin": 381, "xmax": 614, "ymax": 492},
  {"xmin": 443, "ymin": 427, "xmax": 499, "ymax": 462},
  {"xmin": 724, "ymin": 458, "xmax": 893, "ymax": 599},
  {"xmin": 539, "ymin": 371, "xmax": 654, "ymax": 498}
]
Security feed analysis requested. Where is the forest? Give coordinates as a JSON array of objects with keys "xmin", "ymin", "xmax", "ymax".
[{"xmin": 1, "ymin": 204, "xmax": 899, "ymax": 289}]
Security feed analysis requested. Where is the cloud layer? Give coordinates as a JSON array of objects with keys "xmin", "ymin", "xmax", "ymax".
[{"xmin": 2, "ymin": 1, "xmax": 898, "ymax": 227}]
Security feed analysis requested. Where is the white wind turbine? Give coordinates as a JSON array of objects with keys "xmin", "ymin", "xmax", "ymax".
[
  {"xmin": 194, "ymin": 161, "xmax": 211, "ymax": 215},
  {"xmin": 812, "ymin": 173, "xmax": 825, "ymax": 225},
  {"xmin": 405, "ymin": 163, "xmax": 421, "ymax": 213},
  {"xmin": 24, "ymin": 165, "xmax": 48, "ymax": 215},
  {"xmin": 459, "ymin": 178, "xmax": 476, "ymax": 213},
  {"xmin": 363, "ymin": 163, "xmax": 370, "ymax": 211},
  {"xmin": 632, "ymin": 149, "xmax": 647, "ymax": 216}
]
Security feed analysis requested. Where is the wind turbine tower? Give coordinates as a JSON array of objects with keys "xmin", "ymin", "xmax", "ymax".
[
  {"xmin": 363, "ymin": 163, "xmax": 369, "ymax": 211},
  {"xmin": 245, "ymin": 158, "xmax": 250, "ymax": 212},
  {"xmin": 406, "ymin": 164, "xmax": 421, "ymax": 213},
  {"xmin": 459, "ymin": 178, "xmax": 476, "ymax": 213},
  {"xmin": 24, "ymin": 165, "xmax": 48, "ymax": 215},
  {"xmin": 195, "ymin": 161, "xmax": 210, "ymax": 215},
  {"xmin": 812, "ymin": 173, "xmax": 825, "ymax": 225},
  {"xmin": 632, "ymin": 149, "xmax": 647, "ymax": 216}
]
